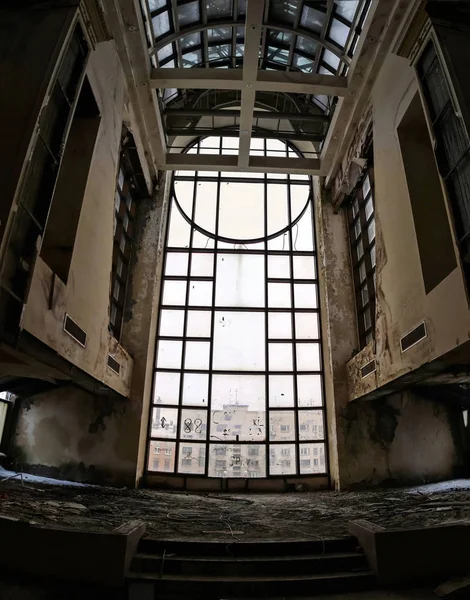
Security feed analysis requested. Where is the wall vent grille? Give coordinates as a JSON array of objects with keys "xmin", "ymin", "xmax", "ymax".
[
  {"xmin": 63, "ymin": 314, "xmax": 87, "ymax": 347},
  {"xmin": 107, "ymin": 354, "xmax": 121, "ymax": 375},
  {"xmin": 361, "ymin": 359, "xmax": 376, "ymax": 379},
  {"xmin": 400, "ymin": 322, "xmax": 427, "ymax": 352}
]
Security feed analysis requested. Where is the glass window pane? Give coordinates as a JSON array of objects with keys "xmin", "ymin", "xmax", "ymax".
[
  {"xmin": 211, "ymin": 374, "xmax": 265, "ymax": 442},
  {"xmin": 269, "ymin": 343, "xmax": 293, "ymax": 371},
  {"xmin": 189, "ymin": 281, "xmax": 212, "ymax": 305},
  {"xmin": 167, "ymin": 204, "xmax": 191, "ymax": 247},
  {"xmin": 159, "ymin": 309, "xmax": 185, "ymax": 337},
  {"xmin": 328, "ymin": 18, "xmax": 349, "ymax": 48},
  {"xmin": 191, "ymin": 253, "xmax": 214, "ymax": 276},
  {"xmin": 185, "ymin": 341, "xmax": 210, "ymax": 369},
  {"xmin": 166, "ymin": 243, "xmax": 189, "ymax": 270},
  {"xmin": 270, "ymin": 410, "xmax": 296, "ymax": 441},
  {"xmin": 178, "ymin": 0, "xmax": 200, "ymax": 26},
  {"xmin": 269, "ymin": 444, "xmax": 296, "ymax": 475},
  {"xmin": 156, "ymin": 340, "xmax": 182, "ymax": 368},
  {"xmin": 293, "ymin": 255, "xmax": 316, "ymax": 279},
  {"xmin": 295, "ymin": 313, "xmax": 319, "ymax": 339},
  {"xmin": 269, "ymin": 375, "xmax": 295, "ymax": 407},
  {"xmin": 153, "ymin": 371, "xmax": 180, "ymax": 405},
  {"xmin": 152, "ymin": 11, "xmax": 170, "ymax": 38},
  {"xmin": 148, "ymin": 441, "xmax": 176, "ymax": 472},
  {"xmin": 218, "ymin": 183, "xmax": 265, "ymax": 240},
  {"xmin": 178, "ymin": 442, "xmax": 206, "ymax": 475},
  {"xmin": 186, "ymin": 310, "xmax": 211, "ymax": 337},
  {"xmin": 299, "ymin": 409, "xmax": 324, "ymax": 440},
  {"xmin": 367, "ymin": 219, "xmax": 376, "ymax": 244},
  {"xmin": 213, "ymin": 312, "xmax": 265, "ymax": 370},
  {"xmin": 162, "ymin": 280, "xmax": 187, "ymax": 305},
  {"xmin": 297, "ymin": 374, "xmax": 323, "ymax": 407},
  {"xmin": 268, "ymin": 255, "xmax": 290, "ymax": 279},
  {"xmin": 182, "ymin": 373, "xmax": 209, "ymax": 406},
  {"xmin": 209, "ymin": 444, "xmax": 266, "ymax": 478},
  {"xmin": 268, "ymin": 312, "xmax": 292, "ymax": 339},
  {"xmin": 268, "ymin": 282, "xmax": 291, "ymax": 308},
  {"xmin": 292, "ymin": 203, "xmax": 314, "ymax": 250},
  {"xmin": 296, "ymin": 343, "xmax": 321, "ymax": 371},
  {"xmin": 180, "ymin": 409, "xmax": 208, "ymax": 441},
  {"xmin": 216, "ymin": 254, "xmax": 264, "ymax": 307},
  {"xmin": 151, "ymin": 407, "xmax": 178, "ymax": 438},
  {"xmin": 299, "ymin": 443, "xmax": 326, "ymax": 474},
  {"xmin": 294, "ymin": 283, "xmax": 317, "ymax": 308}
]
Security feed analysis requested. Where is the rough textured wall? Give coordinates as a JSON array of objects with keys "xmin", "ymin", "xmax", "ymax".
[
  {"xmin": 12, "ymin": 385, "xmax": 135, "ymax": 485},
  {"xmin": 347, "ymin": 53, "xmax": 470, "ymax": 396},
  {"xmin": 0, "ymin": 4, "xmax": 77, "ymax": 254},
  {"xmin": 22, "ymin": 39, "xmax": 132, "ymax": 397},
  {"xmin": 314, "ymin": 178, "xmax": 358, "ymax": 489},
  {"xmin": 340, "ymin": 391, "xmax": 464, "ymax": 487}
]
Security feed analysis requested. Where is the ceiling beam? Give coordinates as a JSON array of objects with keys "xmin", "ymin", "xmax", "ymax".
[
  {"xmin": 150, "ymin": 68, "xmax": 349, "ymax": 96},
  {"xmin": 321, "ymin": 0, "xmax": 412, "ymax": 186},
  {"xmin": 238, "ymin": 0, "xmax": 265, "ymax": 167},
  {"xmin": 167, "ymin": 128, "xmax": 324, "ymax": 142},
  {"xmin": 164, "ymin": 152, "xmax": 323, "ymax": 175},
  {"xmin": 163, "ymin": 108, "xmax": 330, "ymax": 122}
]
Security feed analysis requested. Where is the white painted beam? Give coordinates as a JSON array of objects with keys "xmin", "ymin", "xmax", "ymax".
[
  {"xmin": 102, "ymin": 0, "xmax": 167, "ymax": 172},
  {"xmin": 238, "ymin": 0, "xmax": 265, "ymax": 167},
  {"xmin": 164, "ymin": 153, "xmax": 323, "ymax": 175},
  {"xmin": 149, "ymin": 67, "xmax": 243, "ymax": 90},
  {"xmin": 321, "ymin": 0, "xmax": 411, "ymax": 186},
  {"xmin": 256, "ymin": 71, "xmax": 349, "ymax": 96},
  {"xmin": 150, "ymin": 67, "xmax": 349, "ymax": 96}
]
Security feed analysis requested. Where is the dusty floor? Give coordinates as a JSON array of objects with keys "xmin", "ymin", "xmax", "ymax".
[{"xmin": 1, "ymin": 473, "xmax": 470, "ymax": 542}]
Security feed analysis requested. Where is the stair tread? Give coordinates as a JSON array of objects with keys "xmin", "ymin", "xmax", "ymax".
[
  {"xmin": 134, "ymin": 551, "xmax": 365, "ymax": 562},
  {"xmin": 128, "ymin": 570, "xmax": 375, "ymax": 583}
]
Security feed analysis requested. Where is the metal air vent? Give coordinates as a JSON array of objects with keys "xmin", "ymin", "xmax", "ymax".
[
  {"xmin": 400, "ymin": 322, "xmax": 427, "ymax": 353},
  {"xmin": 63, "ymin": 314, "xmax": 87, "ymax": 347},
  {"xmin": 361, "ymin": 359, "xmax": 376, "ymax": 379},
  {"xmin": 107, "ymin": 354, "xmax": 121, "ymax": 375}
]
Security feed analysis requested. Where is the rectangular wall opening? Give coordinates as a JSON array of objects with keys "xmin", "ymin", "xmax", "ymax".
[
  {"xmin": 397, "ymin": 92, "xmax": 456, "ymax": 294},
  {"xmin": 41, "ymin": 76, "xmax": 100, "ymax": 284}
]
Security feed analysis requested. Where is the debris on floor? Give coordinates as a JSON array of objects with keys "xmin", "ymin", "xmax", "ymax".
[{"xmin": 1, "ymin": 469, "xmax": 470, "ymax": 541}]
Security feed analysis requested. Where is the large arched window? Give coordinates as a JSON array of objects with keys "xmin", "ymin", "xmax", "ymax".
[{"xmin": 147, "ymin": 137, "xmax": 327, "ymax": 481}]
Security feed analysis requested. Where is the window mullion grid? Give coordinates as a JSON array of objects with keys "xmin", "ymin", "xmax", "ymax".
[
  {"xmin": 263, "ymin": 142, "xmax": 270, "ymax": 478},
  {"xmin": 287, "ymin": 172, "xmax": 300, "ymax": 477},
  {"xmin": 308, "ymin": 183, "xmax": 328, "ymax": 478},
  {"xmin": 360, "ymin": 188, "xmax": 375, "ymax": 342},
  {"xmin": 174, "ymin": 169, "xmax": 199, "ymax": 476},
  {"xmin": 146, "ymin": 181, "xmax": 173, "ymax": 475},
  {"xmin": 204, "ymin": 136, "xmax": 222, "ymax": 477}
]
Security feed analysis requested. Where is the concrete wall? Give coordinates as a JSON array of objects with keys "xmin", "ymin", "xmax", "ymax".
[
  {"xmin": 13, "ymin": 385, "xmax": 134, "ymax": 484},
  {"xmin": 340, "ymin": 391, "xmax": 464, "ymax": 487},
  {"xmin": 22, "ymin": 40, "xmax": 133, "ymax": 398},
  {"xmin": 346, "ymin": 52, "xmax": 470, "ymax": 397},
  {"xmin": 0, "ymin": 3, "xmax": 77, "ymax": 254}
]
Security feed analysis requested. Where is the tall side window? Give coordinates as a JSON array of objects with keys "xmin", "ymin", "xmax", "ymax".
[
  {"xmin": 0, "ymin": 24, "xmax": 88, "ymax": 338},
  {"xmin": 110, "ymin": 131, "xmax": 141, "ymax": 340},
  {"xmin": 417, "ymin": 42, "xmax": 470, "ymax": 282},
  {"xmin": 347, "ymin": 159, "xmax": 376, "ymax": 349}
]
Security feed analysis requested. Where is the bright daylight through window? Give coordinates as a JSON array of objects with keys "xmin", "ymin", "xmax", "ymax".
[{"xmin": 147, "ymin": 136, "xmax": 326, "ymax": 478}]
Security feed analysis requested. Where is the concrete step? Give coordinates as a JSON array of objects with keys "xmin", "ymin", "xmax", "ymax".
[
  {"xmin": 127, "ymin": 569, "xmax": 377, "ymax": 597},
  {"xmin": 131, "ymin": 550, "xmax": 369, "ymax": 577},
  {"xmin": 137, "ymin": 536, "xmax": 359, "ymax": 558}
]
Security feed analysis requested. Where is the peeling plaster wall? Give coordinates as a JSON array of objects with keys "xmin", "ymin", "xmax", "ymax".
[
  {"xmin": 12, "ymin": 385, "xmax": 135, "ymax": 485},
  {"xmin": 316, "ymin": 51, "xmax": 467, "ymax": 488},
  {"xmin": 22, "ymin": 40, "xmax": 133, "ymax": 397},
  {"xmin": 341, "ymin": 391, "xmax": 464, "ymax": 487},
  {"xmin": 347, "ymin": 53, "xmax": 470, "ymax": 396},
  {"xmin": 12, "ymin": 174, "xmax": 171, "ymax": 487}
]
